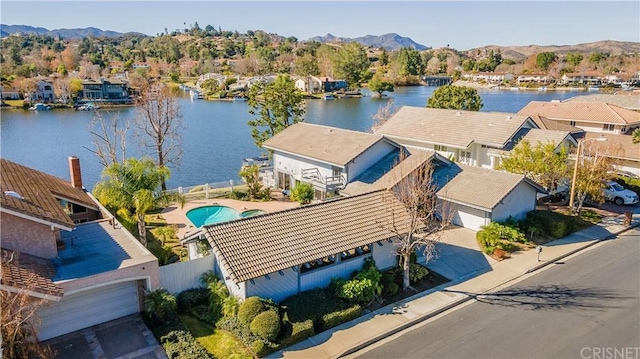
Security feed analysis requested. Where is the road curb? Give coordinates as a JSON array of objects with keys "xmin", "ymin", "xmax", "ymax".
[{"xmin": 337, "ymin": 222, "xmax": 638, "ymax": 358}]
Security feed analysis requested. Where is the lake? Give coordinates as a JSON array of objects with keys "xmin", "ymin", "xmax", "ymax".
[{"xmin": 0, "ymin": 86, "xmax": 580, "ymax": 190}]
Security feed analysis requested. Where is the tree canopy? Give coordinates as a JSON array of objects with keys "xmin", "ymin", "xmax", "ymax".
[
  {"xmin": 498, "ymin": 140, "xmax": 569, "ymax": 193},
  {"xmin": 426, "ymin": 85, "xmax": 483, "ymax": 111},
  {"xmin": 536, "ymin": 52, "xmax": 557, "ymax": 71},
  {"xmin": 247, "ymin": 74, "xmax": 305, "ymax": 148},
  {"xmin": 331, "ymin": 42, "xmax": 371, "ymax": 89},
  {"xmin": 368, "ymin": 73, "xmax": 394, "ymax": 96}
]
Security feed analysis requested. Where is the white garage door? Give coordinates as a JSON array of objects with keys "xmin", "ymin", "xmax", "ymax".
[
  {"xmin": 450, "ymin": 205, "xmax": 490, "ymax": 231},
  {"xmin": 37, "ymin": 281, "xmax": 139, "ymax": 341}
]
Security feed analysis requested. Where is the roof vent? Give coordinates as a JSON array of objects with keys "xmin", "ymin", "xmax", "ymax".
[
  {"xmin": 455, "ymin": 111, "xmax": 462, "ymax": 116},
  {"xmin": 4, "ymin": 190, "xmax": 24, "ymax": 200},
  {"xmin": 506, "ymin": 116, "xmax": 512, "ymax": 120}
]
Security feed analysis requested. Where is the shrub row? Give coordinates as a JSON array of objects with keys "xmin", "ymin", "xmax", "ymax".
[
  {"xmin": 523, "ymin": 210, "xmax": 585, "ymax": 239},
  {"xmin": 321, "ymin": 305, "xmax": 363, "ymax": 330},
  {"xmin": 176, "ymin": 288, "xmax": 209, "ymax": 313},
  {"xmin": 160, "ymin": 330, "xmax": 213, "ymax": 359}
]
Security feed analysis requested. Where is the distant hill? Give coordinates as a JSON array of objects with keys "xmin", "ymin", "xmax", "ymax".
[
  {"xmin": 307, "ymin": 33, "xmax": 429, "ymax": 51},
  {"xmin": 0, "ymin": 24, "xmax": 145, "ymax": 39},
  {"xmin": 466, "ymin": 40, "xmax": 640, "ymax": 62}
]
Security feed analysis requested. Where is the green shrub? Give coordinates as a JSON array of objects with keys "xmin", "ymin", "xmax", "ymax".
[
  {"xmin": 549, "ymin": 220, "xmax": 571, "ymax": 238},
  {"xmin": 381, "ymin": 272, "xmax": 399, "ymax": 297},
  {"xmin": 238, "ymin": 297, "xmax": 265, "ymax": 325},
  {"xmin": 229, "ymin": 190, "xmax": 248, "ymax": 200},
  {"xmin": 160, "ymin": 330, "xmax": 213, "ymax": 359},
  {"xmin": 321, "ymin": 305, "xmax": 362, "ymax": 330},
  {"xmin": 409, "ymin": 263, "xmax": 430, "ymax": 282},
  {"xmin": 144, "ymin": 289, "xmax": 177, "ymax": 323},
  {"xmin": 216, "ymin": 316, "xmax": 261, "ymax": 345},
  {"xmin": 282, "ymin": 288, "xmax": 336, "ymax": 323},
  {"xmin": 250, "ymin": 340, "xmax": 270, "ymax": 358},
  {"xmin": 336, "ymin": 259, "xmax": 383, "ymax": 305},
  {"xmin": 176, "ymin": 288, "xmax": 209, "ymax": 313},
  {"xmin": 282, "ymin": 319, "xmax": 315, "ymax": 346},
  {"xmin": 190, "ymin": 304, "xmax": 217, "ymax": 325},
  {"xmin": 250, "ymin": 310, "xmax": 281, "ymax": 341},
  {"xmin": 290, "ymin": 182, "xmax": 314, "ymax": 204}
]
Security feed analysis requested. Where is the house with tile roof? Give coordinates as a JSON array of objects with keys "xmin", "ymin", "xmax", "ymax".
[
  {"xmin": 374, "ymin": 106, "xmax": 574, "ymax": 170},
  {"xmin": 583, "ymin": 132, "xmax": 640, "ymax": 177},
  {"xmin": 518, "ymin": 101, "xmax": 640, "ymax": 135},
  {"xmin": 263, "ymin": 123, "xmax": 401, "ymax": 199},
  {"xmin": 0, "ymin": 157, "xmax": 159, "ymax": 341},
  {"xmin": 564, "ymin": 94, "xmax": 640, "ymax": 112}
]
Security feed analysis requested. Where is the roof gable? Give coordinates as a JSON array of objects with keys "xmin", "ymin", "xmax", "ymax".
[
  {"xmin": 375, "ymin": 106, "xmax": 533, "ymax": 149},
  {"xmin": 263, "ymin": 123, "xmax": 388, "ymax": 166},
  {"xmin": 0, "ymin": 158, "xmax": 98, "ymax": 229},
  {"xmin": 518, "ymin": 101, "xmax": 640, "ymax": 125},
  {"xmin": 204, "ymin": 191, "xmax": 411, "ymax": 283}
]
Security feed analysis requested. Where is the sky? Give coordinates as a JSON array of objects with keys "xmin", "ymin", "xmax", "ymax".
[{"xmin": 1, "ymin": 1, "xmax": 639, "ymax": 50}]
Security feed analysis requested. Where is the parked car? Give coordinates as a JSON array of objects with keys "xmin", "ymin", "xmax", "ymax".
[{"xmin": 603, "ymin": 181, "xmax": 639, "ymax": 205}]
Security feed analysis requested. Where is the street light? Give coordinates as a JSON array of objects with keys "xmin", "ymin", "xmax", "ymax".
[{"xmin": 568, "ymin": 136, "xmax": 607, "ymax": 211}]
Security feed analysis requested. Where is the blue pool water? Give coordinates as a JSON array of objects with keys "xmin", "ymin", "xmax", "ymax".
[{"xmin": 186, "ymin": 205, "xmax": 240, "ymax": 227}]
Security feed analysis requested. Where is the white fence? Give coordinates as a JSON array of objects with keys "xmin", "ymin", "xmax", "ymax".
[
  {"xmin": 167, "ymin": 180, "xmax": 241, "ymax": 201},
  {"xmin": 159, "ymin": 254, "xmax": 215, "ymax": 294}
]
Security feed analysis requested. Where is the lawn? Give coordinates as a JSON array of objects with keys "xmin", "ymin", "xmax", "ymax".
[{"xmin": 179, "ymin": 315, "xmax": 253, "ymax": 359}]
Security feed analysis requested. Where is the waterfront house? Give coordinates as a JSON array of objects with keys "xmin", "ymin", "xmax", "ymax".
[
  {"xmin": 561, "ymin": 72, "xmax": 603, "ymax": 86},
  {"xmin": 516, "ymin": 73, "xmax": 555, "ymax": 85},
  {"xmin": 518, "ymin": 101, "xmax": 640, "ymax": 135},
  {"xmin": 564, "ymin": 94, "xmax": 640, "ymax": 112},
  {"xmin": 462, "ymin": 72, "xmax": 514, "ymax": 84},
  {"xmin": 25, "ymin": 79, "xmax": 55, "ymax": 102},
  {"xmin": 310, "ymin": 76, "xmax": 349, "ymax": 93},
  {"xmin": 262, "ymin": 123, "xmax": 401, "ymax": 199},
  {"xmin": 81, "ymin": 78, "xmax": 130, "ymax": 102},
  {"xmin": 583, "ymin": 132, "xmax": 640, "ymax": 177},
  {"xmin": 0, "ymin": 157, "xmax": 159, "ymax": 341},
  {"xmin": 1, "ymin": 86, "xmax": 21, "ymax": 100}
]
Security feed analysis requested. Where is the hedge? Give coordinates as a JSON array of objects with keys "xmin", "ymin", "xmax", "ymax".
[
  {"xmin": 281, "ymin": 319, "xmax": 315, "ymax": 346},
  {"xmin": 238, "ymin": 296, "xmax": 265, "ymax": 325},
  {"xmin": 176, "ymin": 288, "xmax": 209, "ymax": 313},
  {"xmin": 160, "ymin": 330, "xmax": 213, "ymax": 359},
  {"xmin": 250, "ymin": 310, "xmax": 281, "ymax": 341},
  {"xmin": 321, "ymin": 305, "xmax": 363, "ymax": 330}
]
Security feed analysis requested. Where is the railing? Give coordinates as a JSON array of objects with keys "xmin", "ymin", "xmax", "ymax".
[
  {"xmin": 301, "ymin": 168, "xmax": 346, "ymax": 191},
  {"xmin": 166, "ymin": 180, "xmax": 240, "ymax": 201}
]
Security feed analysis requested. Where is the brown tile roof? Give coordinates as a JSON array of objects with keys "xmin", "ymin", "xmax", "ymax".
[
  {"xmin": 518, "ymin": 101, "xmax": 640, "ymax": 126},
  {"xmin": 375, "ymin": 106, "xmax": 533, "ymax": 148},
  {"xmin": 204, "ymin": 191, "xmax": 412, "ymax": 283},
  {"xmin": 1, "ymin": 249, "xmax": 63, "ymax": 299},
  {"xmin": 263, "ymin": 123, "xmax": 389, "ymax": 167},
  {"xmin": 564, "ymin": 94, "xmax": 640, "ymax": 111},
  {"xmin": 519, "ymin": 128, "xmax": 575, "ymax": 148},
  {"xmin": 529, "ymin": 114, "xmax": 584, "ymax": 134},
  {"xmin": 434, "ymin": 164, "xmax": 542, "ymax": 211},
  {"xmin": 584, "ymin": 132, "xmax": 640, "ymax": 161},
  {"xmin": 0, "ymin": 158, "xmax": 98, "ymax": 229}
]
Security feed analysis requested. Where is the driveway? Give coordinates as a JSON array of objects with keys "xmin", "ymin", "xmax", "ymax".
[
  {"xmin": 43, "ymin": 315, "xmax": 167, "ymax": 359},
  {"xmin": 423, "ymin": 226, "xmax": 498, "ymax": 282}
]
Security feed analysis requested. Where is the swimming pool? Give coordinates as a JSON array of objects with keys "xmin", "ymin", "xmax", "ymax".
[
  {"xmin": 186, "ymin": 205, "xmax": 240, "ymax": 227},
  {"xmin": 240, "ymin": 209, "xmax": 267, "ymax": 218}
]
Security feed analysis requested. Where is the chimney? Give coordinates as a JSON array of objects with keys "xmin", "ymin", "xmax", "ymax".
[{"xmin": 68, "ymin": 156, "xmax": 83, "ymax": 189}]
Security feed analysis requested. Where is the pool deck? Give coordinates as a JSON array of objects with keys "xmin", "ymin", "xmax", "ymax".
[{"xmin": 161, "ymin": 196, "xmax": 300, "ymax": 239}]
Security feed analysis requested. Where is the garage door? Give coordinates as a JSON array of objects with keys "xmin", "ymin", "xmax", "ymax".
[
  {"xmin": 450, "ymin": 205, "xmax": 489, "ymax": 231},
  {"xmin": 37, "ymin": 281, "xmax": 139, "ymax": 341}
]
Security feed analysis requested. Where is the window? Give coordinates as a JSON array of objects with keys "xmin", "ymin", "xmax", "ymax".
[
  {"xmin": 602, "ymin": 124, "xmax": 615, "ymax": 131},
  {"xmin": 434, "ymin": 145, "xmax": 448, "ymax": 152},
  {"xmin": 300, "ymin": 255, "xmax": 336, "ymax": 273},
  {"xmin": 569, "ymin": 121, "xmax": 576, "ymax": 126},
  {"xmin": 340, "ymin": 244, "xmax": 372, "ymax": 261},
  {"xmin": 458, "ymin": 150, "xmax": 472, "ymax": 164},
  {"xmin": 332, "ymin": 166, "xmax": 341, "ymax": 177}
]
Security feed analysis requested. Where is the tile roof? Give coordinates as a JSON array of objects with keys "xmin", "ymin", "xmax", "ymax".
[
  {"xmin": 518, "ymin": 128, "xmax": 574, "ymax": 148},
  {"xmin": 529, "ymin": 114, "xmax": 584, "ymax": 133},
  {"xmin": 0, "ymin": 158, "xmax": 98, "ymax": 229},
  {"xmin": 263, "ymin": 123, "xmax": 388, "ymax": 167},
  {"xmin": 518, "ymin": 101, "xmax": 640, "ymax": 126},
  {"xmin": 564, "ymin": 94, "xmax": 640, "ymax": 111},
  {"xmin": 434, "ymin": 163, "xmax": 540, "ymax": 211},
  {"xmin": 1, "ymin": 249, "xmax": 63, "ymax": 299},
  {"xmin": 204, "ymin": 191, "xmax": 412, "ymax": 283},
  {"xmin": 584, "ymin": 132, "xmax": 640, "ymax": 161},
  {"xmin": 375, "ymin": 106, "xmax": 533, "ymax": 148}
]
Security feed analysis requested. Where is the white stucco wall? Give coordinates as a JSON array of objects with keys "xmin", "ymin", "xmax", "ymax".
[
  {"xmin": 347, "ymin": 141, "xmax": 396, "ymax": 181},
  {"xmin": 565, "ymin": 121, "xmax": 624, "ymax": 135},
  {"xmin": 492, "ymin": 181, "xmax": 538, "ymax": 222},
  {"xmin": 372, "ymin": 240, "xmax": 398, "ymax": 270},
  {"xmin": 273, "ymin": 152, "xmax": 335, "ymax": 185},
  {"xmin": 245, "ymin": 268, "xmax": 298, "ymax": 303},
  {"xmin": 299, "ymin": 256, "xmax": 368, "ymax": 292}
]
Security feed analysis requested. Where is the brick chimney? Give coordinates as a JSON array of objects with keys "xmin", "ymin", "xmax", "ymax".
[{"xmin": 68, "ymin": 156, "xmax": 83, "ymax": 189}]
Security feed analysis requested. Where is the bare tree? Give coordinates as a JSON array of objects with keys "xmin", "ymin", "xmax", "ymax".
[
  {"xmin": 85, "ymin": 111, "xmax": 129, "ymax": 168},
  {"xmin": 134, "ymin": 83, "xmax": 183, "ymax": 190},
  {"xmin": 572, "ymin": 141, "xmax": 621, "ymax": 214},
  {"xmin": 1, "ymin": 253, "xmax": 55, "ymax": 359},
  {"xmin": 371, "ymin": 98, "xmax": 399, "ymax": 132},
  {"xmin": 380, "ymin": 152, "xmax": 451, "ymax": 291}
]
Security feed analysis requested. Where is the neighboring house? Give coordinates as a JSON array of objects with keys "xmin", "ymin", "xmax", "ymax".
[
  {"xmin": 518, "ymin": 101, "xmax": 640, "ymax": 135},
  {"xmin": 263, "ymin": 123, "xmax": 400, "ymax": 199},
  {"xmin": 564, "ymin": 94, "xmax": 640, "ymax": 112},
  {"xmin": 462, "ymin": 72, "xmax": 514, "ymax": 83},
  {"xmin": 0, "ymin": 157, "xmax": 159, "ymax": 341},
  {"xmin": 311, "ymin": 76, "xmax": 348, "ymax": 92},
  {"xmin": 1, "ymin": 86, "xmax": 21, "ymax": 100},
  {"xmin": 26, "ymin": 79, "xmax": 55, "ymax": 102},
  {"xmin": 561, "ymin": 72, "xmax": 602, "ymax": 86},
  {"xmin": 583, "ymin": 132, "xmax": 640, "ymax": 177},
  {"xmin": 517, "ymin": 73, "xmax": 555, "ymax": 84},
  {"xmin": 199, "ymin": 190, "xmax": 409, "ymax": 302},
  {"xmin": 294, "ymin": 76, "xmax": 323, "ymax": 94},
  {"xmin": 375, "ymin": 106, "xmax": 540, "ymax": 169},
  {"xmin": 81, "ymin": 78, "xmax": 130, "ymax": 102}
]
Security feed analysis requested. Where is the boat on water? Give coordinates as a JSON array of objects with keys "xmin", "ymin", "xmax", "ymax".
[
  {"xmin": 538, "ymin": 86, "xmax": 547, "ymax": 92},
  {"xmin": 190, "ymin": 90, "xmax": 203, "ymax": 100},
  {"xmin": 76, "ymin": 102, "xmax": 100, "ymax": 111},
  {"xmin": 28, "ymin": 103, "xmax": 52, "ymax": 111},
  {"xmin": 322, "ymin": 94, "xmax": 335, "ymax": 100},
  {"xmin": 233, "ymin": 96, "xmax": 247, "ymax": 101}
]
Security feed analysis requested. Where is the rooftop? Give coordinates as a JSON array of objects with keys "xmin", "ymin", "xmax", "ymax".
[
  {"xmin": 584, "ymin": 132, "xmax": 640, "ymax": 161},
  {"xmin": 375, "ymin": 106, "xmax": 533, "ymax": 149},
  {"xmin": 53, "ymin": 220, "xmax": 155, "ymax": 281},
  {"xmin": 263, "ymin": 123, "xmax": 389, "ymax": 167},
  {"xmin": 564, "ymin": 94, "xmax": 640, "ymax": 111},
  {"xmin": 518, "ymin": 101, "xmax": 640, "ymax": 126}
]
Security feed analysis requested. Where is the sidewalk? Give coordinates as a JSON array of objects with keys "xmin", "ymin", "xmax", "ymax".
[{"xmin": 267, "ymin": 213, "xmax": 639, "ymax": 359}]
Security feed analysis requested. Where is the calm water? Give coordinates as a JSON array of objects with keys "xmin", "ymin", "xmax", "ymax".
[{"xmin": 0, "ymin": 86, "xmax": 579, "ymax": 190}]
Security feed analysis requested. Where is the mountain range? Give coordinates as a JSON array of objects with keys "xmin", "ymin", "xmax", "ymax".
[
  {"xmin": 0, "ymin": 24, "xmax": 143, "ymax": 39},
  {"xmin": 307, "ymin": 33, "xmax": 428, "ymax": 51}
]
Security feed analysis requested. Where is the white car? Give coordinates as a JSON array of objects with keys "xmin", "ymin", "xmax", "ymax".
[{"xmin": 603, "ymin": 181, "xmax": 639, "ymax": 205}]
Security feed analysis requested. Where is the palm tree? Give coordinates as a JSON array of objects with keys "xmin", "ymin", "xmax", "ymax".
[
  {"xmin": 222, "ymin": 296, "xmax": 240, "ymax": 317},
  {"xmin": 632, "ymin": 128, "xmax": 640, "ymax": 144},
  {"xmin": 143, "ymin": 288, "xmax": 177, "ymax": 322},
  {"xmin": 199, "ymin": 270, "xmax": 218, "ymax": 287},
  {"xmin": 93, "ymin": 157, "xmax": 182, "ymax": 245},
  {"xmin": 208, "ymin": 279, "xmax": 229, "ymax": 315}
]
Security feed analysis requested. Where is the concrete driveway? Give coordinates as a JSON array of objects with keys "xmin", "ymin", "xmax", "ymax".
[
  {"xmin": 424, "ymin": 226, "xmax": 498, "ymax": 281},
  {"xmin": 43, "ymin": 315, "xmax": 167, "ymax": 359}
]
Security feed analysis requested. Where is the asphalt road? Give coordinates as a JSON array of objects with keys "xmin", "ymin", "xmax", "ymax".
[{"xmin": 356, "ymin": 228, "xmax": 640, "ymax": 359}]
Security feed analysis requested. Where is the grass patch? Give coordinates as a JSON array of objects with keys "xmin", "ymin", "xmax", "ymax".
[
  {"xmin": 4, "ymin": 99, "xmax": 24, "ymax": 107},
  {"xmin": 180, "ymin": 315, "xmax": 252, "ymax": 359}
]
